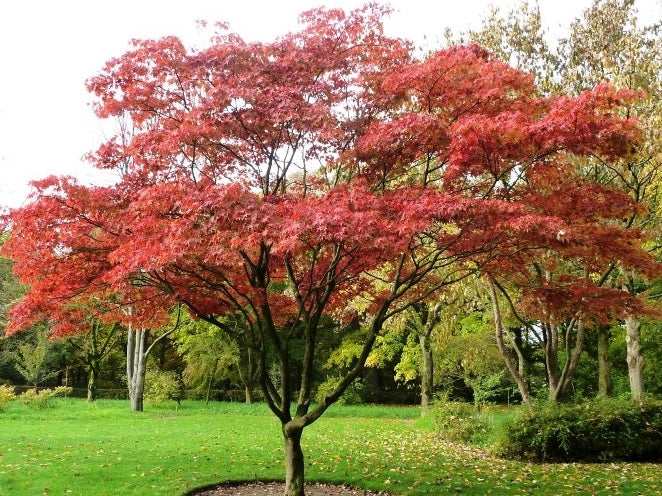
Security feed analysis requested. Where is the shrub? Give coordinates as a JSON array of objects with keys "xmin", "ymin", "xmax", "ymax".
[
  {"xmin": 20, "ymin": 388, "xmax": 57, "ymax": 409},
  {"xmin": 315, "ymin": 376, "xmax": 364, "ymax": 405},
  {"xmin": 53, "ymin": 386, "xmax": 73, "ymax": 398},
  {"xmin": 496, "ymin": 398, "xmax": 662, "ymax": 462},
  {"xmin": 145, "ymin": 370, "xmax": 185, "ymax": 406},
  {"xmin": 0, "ymin": 385, "xmax": 15, "ymax": 411},
  {"xmin": 433, "ymin": 400, "xmax": 490, "ymax": 444}
]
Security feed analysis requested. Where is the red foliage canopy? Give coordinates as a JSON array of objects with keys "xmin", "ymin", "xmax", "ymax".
[{"xmin": 2, "ymin": 4, "xmax": 656, "ymax": 342}]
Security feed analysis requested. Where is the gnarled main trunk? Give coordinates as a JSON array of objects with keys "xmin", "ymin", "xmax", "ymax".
[{"xmin": 283, "ymin": 424, "xmax": 305, "ymax": 496}]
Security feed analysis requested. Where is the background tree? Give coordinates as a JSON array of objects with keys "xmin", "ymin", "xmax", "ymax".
[
  {"xmin": 12, "ymin": 327, "xmax": 62, "ymax": 388},
  {"xmin": 454, "ymin": 0, "xmax": 662, "ymax": 401},
  {"xmin": 175, "ymin": 313, "xmax": 260, "ymax": 403},
  {"xmin": 0, "ymin": 237, "xmax": 24, "ymax": 332},
  {"xmin": 434, "ymin": 310, "xmax": 511, "ymax": 405},
  {"xmin": 67, "ymin": 319, "xmax": 119, "ymax": 401},
  {"xmin": 406, "ymin": 303, "xmax": 442, "ymax": 412},
  {"xmin": 360, "ymin": 278, "xmax": 487, "ymax": 411},
  {"xmin": 0, "ymin": 239, "xmax": 27, "ymax": 382},
  {"xmin": 559, "ymin": 0, "xmax": 662, "ymax": 401},
  {"xmin": 125, "ymin": 306, "xmax": 182, "ymax": 411}
]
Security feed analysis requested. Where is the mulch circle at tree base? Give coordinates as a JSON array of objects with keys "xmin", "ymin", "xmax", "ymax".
[{"xmin": 191, "ymin": 481, "xmax": 394, "ymax": 496}]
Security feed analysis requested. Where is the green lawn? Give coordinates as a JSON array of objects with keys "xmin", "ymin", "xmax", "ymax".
[{"xmin": 0, "ymin": 399, "xmax": 660, "ymax": 495}]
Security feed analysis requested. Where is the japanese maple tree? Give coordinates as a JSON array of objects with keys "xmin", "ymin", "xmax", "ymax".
[{"xmin": 2, "ymin": 4, "xmax": 657, "ymax": 495}]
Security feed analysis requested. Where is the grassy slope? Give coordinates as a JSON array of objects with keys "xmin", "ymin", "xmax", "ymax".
[{"xmin": 0, "ymin": 399, "xmax": 660, "ymax": 495}]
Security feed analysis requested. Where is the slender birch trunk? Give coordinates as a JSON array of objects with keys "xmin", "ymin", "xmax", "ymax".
[{"xmin": 126, "ymin": 326, "xmax": 149, "ymax": 412}]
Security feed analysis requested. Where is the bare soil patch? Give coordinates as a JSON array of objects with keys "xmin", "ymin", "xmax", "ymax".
[{"xmin": 191, "ymin": 481, "xmax": 393, "ymax": 496}]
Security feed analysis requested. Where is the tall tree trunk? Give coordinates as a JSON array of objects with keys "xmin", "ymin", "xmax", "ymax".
[
  {"xmin": 127, "ymin": 327, "xmax": 149, "ymax": 412},
  {"xmin": 205, "ymin": 358, "xmax": 218, "ymax": 404},
  {"xmin": 487, "ymin": 277, "xmax": 531, "ymax": 404},
  {"xmin": 597, "ymin": 324, "xmax": 613, "ymax": 397},
  {"xmin": 205, "ymin": 374, "xmax": 213, "ymax": 404},
  {"xmin": 624, "ymin": 314, "xmax": 644, "ymax": 400},
  {"xmin": 548, "ymin": 319, "xmax": 585, "ymax": 403},
  {"xmin": 419, "ymin": 333, "xmax": 434, "ymax": 414},
  {"xmin": 283, "ymin": 424, "xmax": 305, "ymax": 496},
  {"xmin": 237, "ymin": 348, "xmax": 258, "ymax": 404},
  {"xmin": 544, "ymin": 322, "xmax": 562, "ymax": 402},
  {"xmin": 87, "ymin": 359, "xmax": 100, "ymax": 402}
]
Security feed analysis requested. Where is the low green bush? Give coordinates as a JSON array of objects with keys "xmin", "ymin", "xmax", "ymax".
[
  {"xmin": 20, "ymin": 388, "xmax": 58, "ymax": 408},
  {"xmin": 496, "ymin": 398, "xmax": 662, "ymax": 462},
  {"xmin": 17, "ymin": 387, "xmax": 71, "ymax": 408},
  {"xmin": 145, "ymin": 369, "xmax": 185, "ymax": 405},
  {"xmin": 433, "ymin": 400, "xmax": 491, "ymax": 444},
  {"xmin": 53, "ymin": 386, "xmax": 73, "ymax": 398},
  {"xmin": 315, "ymin": 376, "xmax": 364, "ymax": 405},
  {"xmin": 0, "ymin": 385, "xmax": 15, "ymax": 411}
]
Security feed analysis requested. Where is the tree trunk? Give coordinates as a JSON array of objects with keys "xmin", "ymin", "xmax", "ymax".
[
  {"xmin": 487, "ymin": 277, "xmax": 531, "ymax": 404},
  {"xmin": 127, "ymin": 327, "xmax": 148, "ymax": 412},
  {"xmin": 205, "ymin": 374, "xmax": 213, "ymax": 404},
  {"xmin": 87, "ymin": 361, "xmax": 99, "ymax": 402},
  {"xmin": 544, "ymin": 323, "xmax": 562, "ymax": 402},
  {"xmin": 625, "ymin": 314, "xmax": 644, "ymax": 400},
  {"xmin": 283, "ymin": 425, "xmax": 305, "ymax": 496},
  {"xmin": 548, "ymin": 319, "xmax": 585, "ymax": 403},
  {"xmin": 597, "ymin": 325, "xmax": 613, "ymax": 397},
  {"xmin": 419, "ymin": 333, "xmax": 434, "ymax": 414},
  {"xmin": 237, "ymin": 348, "xmax": 258, "ymax": 404}
]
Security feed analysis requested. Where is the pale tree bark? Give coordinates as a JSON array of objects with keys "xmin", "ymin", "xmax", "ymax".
[
  {"xmin": 624, "ymin": 314, "xmax": 645, "ymax": 400},
  {"xmin": 125, "ymin": 305, "xmax": 182, "ymax": 412},
  {"xmin": 597, "ymin": 324, "xmax": 613, "ymax": 397},
  {"xmin": 546, "ymin": 319, "xmax": 585, "ymax": 403},
  {"xmin": 126, "ymin": 326, "xmax": 148, "ymax": 412},
  {"xmin": 486, "ymin": 276, "xmax": 531, "ymax": 404},
  {"xmin": 87, "ymin": 360, "xmax": 100, "ymax": 402}
]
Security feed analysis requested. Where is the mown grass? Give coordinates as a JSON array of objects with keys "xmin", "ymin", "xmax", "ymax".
[{"xmin": 0, "ymin": 398, "xmax": 660, "ymax": 495}]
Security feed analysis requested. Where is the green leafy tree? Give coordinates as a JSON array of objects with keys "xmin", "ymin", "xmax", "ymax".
[
  {"xmin": 144, "ymin": 368, "xmax": 184, "ymax": 406},
  {"xmin": 13, "ymin": 328, "xmax": 61, "ymax": 387},
  {"xmin": 435, "ymin": 311, "xmax": 510, "ymax": 405},
  {"xmin": 175, "ymin": 313, "xmax": 260, "ymax": 403},
  {"xmin": 0, "ymin": 237, "xmax": 26, "ymax": 381},
  {"xmin": 67, "ymin": 320, "xmax": 119, "ymax": 401}
]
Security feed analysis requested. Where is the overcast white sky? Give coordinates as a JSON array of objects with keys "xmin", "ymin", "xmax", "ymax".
[{"xmin": 0, "ymin": 0, "xmax": 660, "ymax": 209}]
